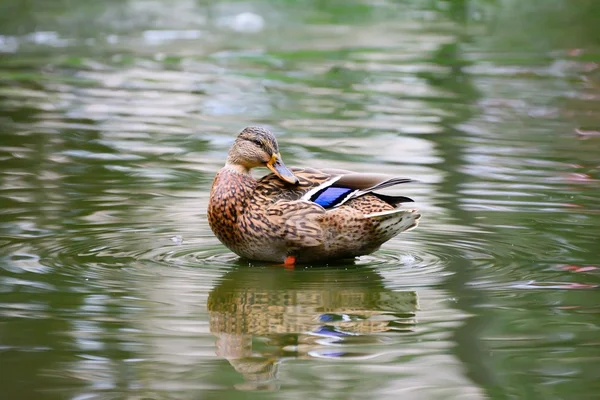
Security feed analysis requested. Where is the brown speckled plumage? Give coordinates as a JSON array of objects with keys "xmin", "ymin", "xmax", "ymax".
[{"xmin": 207, "ymin": 127, "xmax": 420, "ymax": 263}]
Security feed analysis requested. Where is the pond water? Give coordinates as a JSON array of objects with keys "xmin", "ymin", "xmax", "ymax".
[{"xmin": 1, "ymin": 1, "xmax": 599, "ymax": 399}]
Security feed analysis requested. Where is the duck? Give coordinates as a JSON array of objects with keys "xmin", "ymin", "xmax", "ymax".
[{"xmin": 207, "ymin": 126, "xmax": 420, "ymax": 265}]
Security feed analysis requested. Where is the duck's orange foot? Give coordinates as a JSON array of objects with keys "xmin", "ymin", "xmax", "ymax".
[{"xmin": 283, "ymin": 256, "xmax": 296, "ymax": 270}]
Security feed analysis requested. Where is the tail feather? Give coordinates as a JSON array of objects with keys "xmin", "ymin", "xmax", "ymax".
[{"xmin": 366, "ymin": 209, "xmax": 421, "ymax": 242}]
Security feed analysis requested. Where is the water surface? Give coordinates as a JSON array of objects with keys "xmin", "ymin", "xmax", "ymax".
[{"xmin": 1, "ymin": 1, "xmax": 599, "ymax": 399}]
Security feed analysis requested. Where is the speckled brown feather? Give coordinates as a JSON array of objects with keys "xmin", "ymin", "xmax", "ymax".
[{"xmin": 208, "ymin": 165, "xmax": 420, "ymax": 263}]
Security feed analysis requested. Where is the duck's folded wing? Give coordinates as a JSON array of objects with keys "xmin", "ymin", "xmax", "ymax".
[
  {"xmin": 258, "ymin": 168, "xmax": 415, "ymax": 209},
  {"xmin": 301, "ymin": 172, "xmax": 416, "ymax": 209},
  {"xmin": 266, "ymin": 200, "xmax": 325, "ymax": 247}
]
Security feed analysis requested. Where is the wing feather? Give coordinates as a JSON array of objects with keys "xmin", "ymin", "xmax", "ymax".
[
  {"xmin": 258, "ymin": 168, "xmax": 415, "ymax": 209},
  {"xmin": 267, "ymin": 200, "xmax": 325, "ymax": 247}
]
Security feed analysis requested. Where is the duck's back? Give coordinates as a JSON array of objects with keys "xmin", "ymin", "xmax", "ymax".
[{"xmin": 256, "ymin": 167, "xmax": 414, "ymax": 213}]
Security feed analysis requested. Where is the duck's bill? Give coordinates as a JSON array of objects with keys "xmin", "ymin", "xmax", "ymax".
[{"xmin": 267, "ymin": 154, "xmax": 299, "ymax": 185}]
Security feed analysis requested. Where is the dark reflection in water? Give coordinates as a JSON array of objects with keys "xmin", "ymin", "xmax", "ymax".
[{"xmin": 208, "ymin": 266, "xmax": 417, "ymax": 390}]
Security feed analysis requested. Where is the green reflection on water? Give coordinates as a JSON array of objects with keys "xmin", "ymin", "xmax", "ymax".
[
  {"xmin": 208, "ymin": 266, "xmax": 417, "ymax": 390},
  {"xmin": 1, "ymin": 1, "xmax": 600, "ymax": 399}
]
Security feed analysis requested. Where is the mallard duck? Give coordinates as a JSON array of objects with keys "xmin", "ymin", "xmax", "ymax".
[{"xmin": 207, "ymin": 127, "xmax": 420, "ymax": 265}]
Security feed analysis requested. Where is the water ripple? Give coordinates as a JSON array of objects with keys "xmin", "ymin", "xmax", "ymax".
[{"xmin": 1, "ymin": 2, "xmax": 599, "ymax": 398}]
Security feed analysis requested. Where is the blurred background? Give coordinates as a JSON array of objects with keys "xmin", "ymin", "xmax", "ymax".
[{"xmin": 1, "ymin": 0, "xmax": 599, "ymax": 399}]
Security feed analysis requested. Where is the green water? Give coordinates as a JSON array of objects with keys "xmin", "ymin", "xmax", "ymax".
[{"xmin": 1, "ymin": 1, "xmax": 599, "ymax": 399}]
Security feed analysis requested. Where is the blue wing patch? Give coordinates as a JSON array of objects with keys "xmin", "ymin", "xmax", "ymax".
[{"xmin": 311, "ymin": 186, "xmax": 353, "ymax": 208}]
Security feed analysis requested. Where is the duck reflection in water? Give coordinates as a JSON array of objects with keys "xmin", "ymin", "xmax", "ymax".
[{"xmin": 207, "ymin": 264, "xmax": 418, "ymax": 391}]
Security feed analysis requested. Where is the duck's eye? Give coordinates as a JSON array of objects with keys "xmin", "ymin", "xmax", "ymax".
[{"xmin": 250, "ymin": 139, "xmax": 263, "ymax": 147}]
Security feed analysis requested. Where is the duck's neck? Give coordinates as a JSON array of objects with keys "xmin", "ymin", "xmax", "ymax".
[
  {"xmin": 208, "ymin": 166, "xmax": 257, "ymax": 226},
  {"xmin": 223, "ymin": 161, "xmax": 250, "ymax": 175},
  {"xmin": 213, "ymin": 165, "xmax": 257, "ymax": 196}
]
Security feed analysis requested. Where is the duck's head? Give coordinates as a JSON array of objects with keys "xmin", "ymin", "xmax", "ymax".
[{"xmin": 226, "ymin": 126, "xmax": 299, "ymax": 185}]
